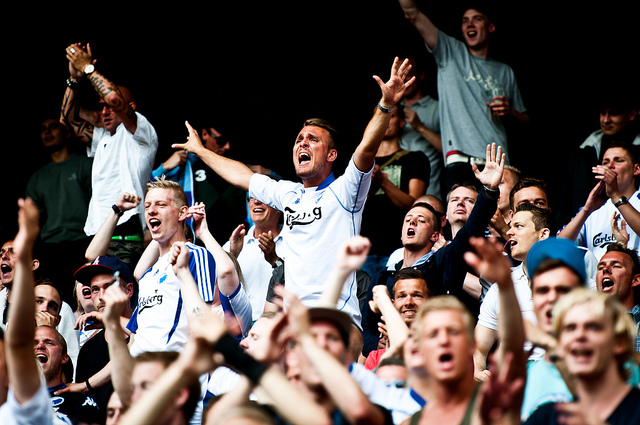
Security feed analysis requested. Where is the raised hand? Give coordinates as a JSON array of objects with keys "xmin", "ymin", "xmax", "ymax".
[
  {"xmin": 611, "ymin": 211, "xmax": 629, "ymax": 247},
  {"xmin": 464, "ymin": 236, "xmax": 513, "ymax": 288},
  {"xmin": 115, "ymin": 192, "xmax": 141, "ymax": 212},
  {"xmin": 173, "ymin": 121, "xmax": 207, "ymax": 156},
  {"xmin": 228, "ymin": 224, "xmax": 246, "ymax": 258},
  {"xmin": 65, "ymin": 42, "xmax": 94, "ymax": 74},
  {"xmin": 373, "ymin": 57, "xmax": 416, "ymax": 108},
  {"xmin": 336, "ymin": 235, "xmax": 371, "ymax": 274},
  {"xmin": 189, "ymin": 202, "xmax": 209, "ymax": 240},
  {"xmin": 473, "ymin": 143, "xmax": 505, "ymax": 190},
  {"xmin": 14, "ymin": 198, "xmax": 40, "ymax": 261}
]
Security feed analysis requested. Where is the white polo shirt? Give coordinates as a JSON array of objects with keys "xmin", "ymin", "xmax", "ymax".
[{"xmin": 248, "ymin": 155, "xmax": 372, "ymax": 327}]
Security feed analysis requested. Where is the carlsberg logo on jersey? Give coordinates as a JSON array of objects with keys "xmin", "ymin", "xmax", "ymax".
[
  {"xmin": 284, "ymin": 206, "xmax": 322, "ymax": 230},
  {"xmin": 138, "ymin": 290, "xmax": 163, "ymax": 313},
  {"xmin": 592, "ymin": 232, "xmax": 616, "ymax": 249}
]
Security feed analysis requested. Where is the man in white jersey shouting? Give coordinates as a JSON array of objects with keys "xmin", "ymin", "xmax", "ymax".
[
  {"xmin": 127, "ymin": 178, "xmax": 250, "ymax": 355},
  {"xmin": 173, "ymin": 57, "xmax": 415, "ymax": 328}
]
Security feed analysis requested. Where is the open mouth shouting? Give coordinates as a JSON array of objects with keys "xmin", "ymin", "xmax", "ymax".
[
  {"xmin": 567, "ymin": 346, "xmax": 595, "ymax": 366},
  {"xmin": 297, "ymin": 151, "xmax": 311, "ymax": 168},
  {"xmin": 600, "ymin": 277, "xmax": 615, "ymax": 293},
  {"xmin": 35, "ymin": 351, "xmax": 49, "ymax": 366},
  {"xmin": 437, "ymin": 351, "xmax": 455, "ymax": 371},
  {"xmin": 1, "ymin": 263, "xmax": 12, "ymax": 282},
  {"xmin": 148, "ymin": 218, "xmax": 162, "ymax": 233}
]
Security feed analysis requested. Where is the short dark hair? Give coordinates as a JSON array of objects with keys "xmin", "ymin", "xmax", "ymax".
[
  {"xmin": 604, "ymin": 243, "xmax": 640, "ymax": 305},
  {"xmin": 303, "ymin": 118, "xmax": 339, "ymax": 151},
  {"xmin": 446, "ymin": 182, "xmax": 480, "ymax": 202},
  {"xmin": 509, "ymin": 177, "xmax": 548, "ymax": 211},
  {"xmin": 514, "ymin": 203, "xmax": 555, "ymax": 234},
  {"xmin": 393, "ymin": 268, "xmax": 432, "ymax": 297},
  {"xmin": 410, "ymin": 202, "xmax": 443, "ymax": 232},
  {"xmin": 604, "ymin": 141, "xmax": 640, "ymax": 166},
  {"xmin": 605, "ymin": 243, "xmax": 640, "ymax": 275}
]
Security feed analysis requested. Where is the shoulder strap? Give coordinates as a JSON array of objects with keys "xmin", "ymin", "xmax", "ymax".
[
  {"xmin": 409, "ymin": 408, "xmax": 423, "ymax": 425},
  {"xmin": 379, "ymin": 149, "xmax": 411, "ymax": 170},
  {"xmin": 459, "ymin": 384, "xmax": 482, "ymax": 425}
]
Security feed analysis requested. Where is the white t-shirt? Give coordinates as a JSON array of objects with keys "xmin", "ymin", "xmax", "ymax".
[
  {"xmin": 84, "ymin": 112, "xmax": 158, "ymax": 236},
  {"xmin": 477, "ymin": 263, "xmax": 543, "ymax": 360},
  {"xmin": 575, "ymin": 189, "xmax": 640, "ymax": 261},
  {"xmin": 223, "ymin": 226, "xmax": 284, "ymax": 321},
  {"xmin": 249, "ymin": 155, "xmax": 372, "ymax": 327},
  {"xmin": 0, "ymin": 381, "xmax": 65, "ymax": 425}
]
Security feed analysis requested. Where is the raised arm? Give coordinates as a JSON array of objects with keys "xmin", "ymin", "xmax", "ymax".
[
  {"xmin": 397, "ymin": 0, "xmax": 439, "ymax": 49},
  {"xmin": 464, "ymin": 237, "xmax": 525, "ymax": 421},
  {"xmin": 172, "ymin": 121, "xmax": 255, "ymax": 191},
  {"xmin": 190, "ymin": 202, "xmax": 240, "ymax": 297},
  {"xmin": 65, "ymin": 43, "xmax": 137, "ymax": 134},
  {"xmin": 596, "ymin": 163, "xmax": 640, "ymax": 237},
  {"xmin": 5, "ymin": 198, "xmax": 42, "ymax": 403},
  {"xmin": 102, "ymin": 283, "xmax": 136, "ymax": 408},
  {"xmin": 170, "ymin": 241, "xmax": 213, "ymax": 319},
  {"xmin": 119, "ymin": 306, "xmax": 331, "ymax": 425},
  {"xmin": 60, "ymin": 43, "xmax": 97, "ymax": 146},
  {"xmin": 557, "ymin": 181, "xmax": 606, "ymax": 241},
  {"xmin": 353, "ymin": 57, "xmax": 415, "ymax": 172},
  {"xmin": 368, "ymin": 285, "xmax": 409, "ymax": 360},
  {"xmin": 318, "ymin": 235, "xmax": 371, "ymax": 307},
  {"xmin": 279, "ymin": 286, "xmax": 387, "ymax": 425},
  {"xmin": 85, "ymin": 193, "xmax": 141, "ymax": 261}
]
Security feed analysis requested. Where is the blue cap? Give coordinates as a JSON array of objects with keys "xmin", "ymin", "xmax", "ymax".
[
  {"xmin": 74, "ymin": 256, "xmax": 134, "ymax": 286},
  {"xmin": 526, "ymin": 237, "xmax": 587, "ymax": 283}
]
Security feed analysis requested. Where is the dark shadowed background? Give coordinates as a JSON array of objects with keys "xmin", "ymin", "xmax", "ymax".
[{"xmin": 5, "ymin": 1, "xmax": 639, "ymax": 236}]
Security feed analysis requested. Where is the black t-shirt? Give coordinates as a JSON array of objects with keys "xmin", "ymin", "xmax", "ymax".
[
  {"xmin": 74, "ymin": 329, "xmax": 115, "ymax": 422},
  {"xmin": 360, "ymin": 149, "xmax": 430, "ymax": 255},
  {"xmin": 49, "ymin": 384, "xmax": 102, "ymax": 425},
  {"xmin": 524, "ymin": 387, "xmax": 640, "ymax": 425}
]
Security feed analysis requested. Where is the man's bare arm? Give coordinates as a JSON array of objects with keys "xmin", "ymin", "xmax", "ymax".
[
  {"xmin": 5, "ymin": 198, "xmax": 42, "ymax": 404},
  {"xmin": 397, "ymin": 0, "xmax": 439, "ymax": 49},
  {"xmin": 66, "ymin": 43, "xmax": 137, "ymax": 134}
]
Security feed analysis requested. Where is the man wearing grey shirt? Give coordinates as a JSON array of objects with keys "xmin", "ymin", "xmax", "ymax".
[{"xmin": 396, "ymin": 2, "xmax": 529, "ymax": 194}]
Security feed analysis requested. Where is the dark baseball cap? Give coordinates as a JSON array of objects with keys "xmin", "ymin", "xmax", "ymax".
[{"xmin": 74, "ymin": 256, "xmax": 134, "ymax": 286}]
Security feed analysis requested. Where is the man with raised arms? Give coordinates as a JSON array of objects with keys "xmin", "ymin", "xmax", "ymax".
[{"xmin": 173, "ymin": 58, "xmax": 415, "ymax": 327}]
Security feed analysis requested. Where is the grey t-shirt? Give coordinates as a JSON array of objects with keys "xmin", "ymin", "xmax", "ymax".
[
  {"xmin": 431, "ymin": 31, "xmax": 526, "ymax": 164},
  {"xmin": 400, "ymin": 95, "xmax": 443, "ymax": 197}
]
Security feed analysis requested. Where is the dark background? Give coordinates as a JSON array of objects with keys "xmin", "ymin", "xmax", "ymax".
[{"xmin": 5, "ymin": 2, "xmax": 639, "ymax": 236}]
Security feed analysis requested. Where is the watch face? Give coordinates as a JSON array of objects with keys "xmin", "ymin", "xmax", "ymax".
[{"xmin": 84, "ymin": 64, "xmax": 95, "ymax": 74}]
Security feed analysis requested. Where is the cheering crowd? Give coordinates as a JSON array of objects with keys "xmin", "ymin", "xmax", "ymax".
[{"xmin": 1, "ymin": 1, "xmax": 639, "ymax": 424}]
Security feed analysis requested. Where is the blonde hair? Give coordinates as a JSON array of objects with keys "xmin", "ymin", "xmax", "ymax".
[
  {"xmin": 412, "ymin": 295, "xmax": 475, "ymax": 344},
  {"xmin": 146, "ymin": 176, "xmax": 188, "ymax": 209},
  {"xmin": 552, "ymin": 288, "xmax": 637, "ymax": 379}
]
